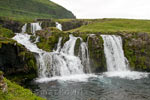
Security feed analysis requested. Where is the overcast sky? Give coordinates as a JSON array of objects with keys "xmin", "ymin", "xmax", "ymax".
[{"xmin": 51, "ymin": 0, "xmax": 150, "ymax": 19}]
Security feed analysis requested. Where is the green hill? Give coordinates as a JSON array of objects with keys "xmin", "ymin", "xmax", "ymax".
[
  {"xmin": 69, "ymin": 18, "xmax": 150, "ymax": 33},
  {"xmin": 0, "ymin": 0, "xmax": 75, "ymax": 21}
]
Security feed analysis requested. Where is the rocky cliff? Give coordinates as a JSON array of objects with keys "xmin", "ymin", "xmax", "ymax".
[{"xmin": 0, "ymin": 38, "xmax": 37, "ymax": 83}]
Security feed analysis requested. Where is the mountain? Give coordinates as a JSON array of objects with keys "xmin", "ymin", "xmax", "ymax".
[{"xmin": 0, "ymin": 0, "xmax": 76, "ymax": 20}]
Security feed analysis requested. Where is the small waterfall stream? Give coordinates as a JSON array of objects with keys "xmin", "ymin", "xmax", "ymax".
[
  {"xmin": 101, "ymin": 35, "xmax": 129, "ymax": 72},
  {"xmin": 21, "ymin": 23, "xmax": 27, "ymax": 33},
  {"xmin": 79, "ymin": 39, "xmax": 91, "ymax": 73},
  {"xmin": 101, "ymin": 35, "xmax": 149, "ymax": 79},
  {"xmin": 56, "ymin": 22, "xmax": 62, "ymax": 31},
  {"xmin": 31, "ymin": 22, "xmax": 42, "ymax": 34},
  {"xmin": 38, "ymin": 35, "xmax": 85, "ymax": 77}
]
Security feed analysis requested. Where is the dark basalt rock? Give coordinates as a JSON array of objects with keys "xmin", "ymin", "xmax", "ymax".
[
  {"xmin": 122, "ymin": 32, "xmax": 150, "ymax": 72},
  {"xmin": 41, "ymin": 21, "xmax": 56, "ymax": 29},
  {"xmin": 87, "ymin": 35, "xmax": 107, "ymax": 72},
  {"xmin": 0, "ymin": 39, "xmax": 37, "ymax": 76},
  {"xmin": 61, "ymin": 20, "xmax": 88, "ymax": 31},
  {"xmin": 0, "ymin": 18, "xmax": 23, "ymax": 33}
]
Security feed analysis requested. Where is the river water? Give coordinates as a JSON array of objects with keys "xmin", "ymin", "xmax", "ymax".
[{"xmin": 27, "ymin": 73, "xmax": 150, "ymax": 100}]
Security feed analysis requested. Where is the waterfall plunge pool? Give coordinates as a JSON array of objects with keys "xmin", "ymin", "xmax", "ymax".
[{"xmin": 26, "ymin": 72, "xmax": 150, "ymax": 100}]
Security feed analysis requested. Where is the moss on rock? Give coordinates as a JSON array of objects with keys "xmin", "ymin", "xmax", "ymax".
[
  {"xmin": 88, "ymin": 34, "xmax": 107, "ymax": 72},
  {"xmin": 74, "ymin": 38, "xmax": 81, "ymax": 56},
  {"xmin": 0, "ymin": 38, "xmax": 37, "ymax": 84},
  {"xmin": 41, "ymin": 21, "xmax": 56, "ymax": 29},
  {"xmin": 56, "ymin": 19, "xmax": 91, "ymax": 31},
  {"xmin": 122, "ymin": 32, "xmax": 150, "ymax": 72},
  {"xmin": 0, "ymin": 27, "xmax": 15, "ymax": 38},
  {"xmin": 36, "ymin": 27, "xmax": 69, "ymax": 52},
  {"xmin": 0, "ymin": 17, "xmax": 24, "ymax": 33}
]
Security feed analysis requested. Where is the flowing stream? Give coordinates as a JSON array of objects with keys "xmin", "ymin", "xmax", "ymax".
[{"xmin": 13, "ymin": 24, "xmax": 150, "ymax": 100}]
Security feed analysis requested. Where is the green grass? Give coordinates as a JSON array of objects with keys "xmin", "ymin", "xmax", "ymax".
[
  {"xmin": 0, "ymin": 78, "xmax": 45, "ymax": 100},
  {"xmin": 0, "ymin": 0, "xmax": 75, "ymax": 21},
  {"xmin": 69, "ymin": 18, "xmax": 150, "ymax": 33},
  {"xmin": 0, "ymin": 26, "xmax": 14, "ymax": 38}
]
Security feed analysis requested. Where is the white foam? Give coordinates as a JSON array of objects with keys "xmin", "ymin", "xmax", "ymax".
[
  {"xmin": 101, "ymin": 35, "xmax": 129, "ymax": 72},
  {"xmin": 56, "ymin": 22, "xmax": 62, "ymax": 31},
  {"xmin": 103, "ymin": 71, "xmax": 149, "ymax": 80},
  {"xmin": 13, "ymin": 33, "xmax": 44, "ymax": 53},
  {"xmin": 35, "ymin": 74, "xmax": 98, "ymax": 83},
  {"xmin": 31, "ymin": 22, "xmax": 42, "ymax": 34}
]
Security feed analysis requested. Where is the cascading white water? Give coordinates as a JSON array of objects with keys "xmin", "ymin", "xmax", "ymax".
[
  {"xmin": 13, "ymin": 24, "xmax": 43, "ymax": 53},
  {"xmin": 61, "ymin": 34, "xmax": 77, "ymax": 55},
  {"xmin": 21, "ymin": 24, "xmax": 27, "ymax": 33},
  {"xmin": 13, "ymin": 33, "xmax": 44, "ymax": 53},
  {"xmin": 56, "ymin": 22, "xmax": 62, "ymax": 31},
  {"xmin": 13, "ymin": 24, "xmax": 91, "ymax": 78},
  {"xmin": 34, "ymin": 36, "xmax": 40, "ymax": 43},
  {"xmin": 39, "ymin": 35, "xmax": 92, "ymax": 77},
  {"xmin": 13, "ymin": 24, "xmax": 149, "ymax": 81},
  {"xmin": 79, "ymin": 39, "xmax": 91, "ymax": 73},
  {"xmin": 55, "ymin": 37, "xmax": 62, "ymax": 52},
  {"xmin": 101, "ymin": 35, "xmax": 129, "ymax": 72},
  {"xmin": 39, "ymin": 35, "xmax": 85, "ymax": 77},
  {"xmin": 31, "ymin": 22, "xmax": 42, "ymax": 34}
]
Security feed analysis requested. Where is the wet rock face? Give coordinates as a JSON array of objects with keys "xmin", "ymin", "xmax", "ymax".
[
  {"xmin": 0, "ymin": 43, "xmax": 19, "ymax": 73},
  {"xmin": 36, "ymin": 27, "xmax": 53, "ymax": 39},
  {"xmin": 122, "ymin": 32, "xmax": 150, "ymax": 72},
  {"xmin": 0, "ymin": 19, "xmax": 23, "ymax": 33},
  {"xmin": 88, "ymin": 35, "xmax": 107, "ymax": 72},
  {"xmin": 41, "ymin": 21, "xmax": 56, "ymax": 29},
  {"xmin": 61, "ymin": 20, "xmax": 88, "ymax": 31},
  {"xmin": 0, "ymin": 41, "xmax": 37, "ymax": 75}
]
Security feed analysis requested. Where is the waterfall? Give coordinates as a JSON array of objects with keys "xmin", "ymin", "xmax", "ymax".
[
  {"xmin": 34, "ymin": 36, "xmax": 40, "ymax": 43},
  {"xmin": 101, "ymin": 35, "xmax": 129, "ymax": 72},
  {"xmin": 13, "ymin": 33, "xmax": 44, "ymax": 54},
  {"xmin": 13, "ymin": 24, "xmax": 91, "ymax": 78},
  {"xmin": 21, "ymin": 24, "xmax": 27, "ymax": 33},
  {"xmin": 31, "ymin": 22, "xmax": 42, "ymax": 34},
  {"xmin": 55, "ymin": 37, "xmax": 62, "ymax": 52},
  {"xmin": 79, "ymin": 39, "xmax": 91, "ymax": 73},
  {"xmin": 38, "ymin": 35, "xmax": 92, "ymax": 77},
  {"xmin": 38, "ymin": 35, "xmax": 85, "ymax": 77},
  {"xmin": 56, "ymin": 22, "xmax": 62, "ymax": 31},
  {"xmin": 20, "ymin": 22, "xmax": 42, "ymax": 34}
]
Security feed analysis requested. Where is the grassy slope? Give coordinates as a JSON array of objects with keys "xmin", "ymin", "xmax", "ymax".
[
  {"xmin": 0, "ymin": 0, "xmax": 75, "ymax": 21},
  {"xmin": 69, "ymin": 19, "xmax": 150, "ymax": 33},
  {"xmin": 0, "ymin": 78, "xmax": 45, "ymax": 100}
]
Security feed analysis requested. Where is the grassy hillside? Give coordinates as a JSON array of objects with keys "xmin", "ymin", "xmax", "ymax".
[
  {"xmin": 69, "ymin": 19, "xmax": 150, "ymax": 33},
  {"xmin": 0, "ymin": 79, "xmax": 45, "ymax": 100},
  {"xmin": 0, "ymin": 0, "xmax": 75, "ymax": 21},
  {"xmin": 0, "ymin": 71, "xmax": 45, "ymax": 100}
]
